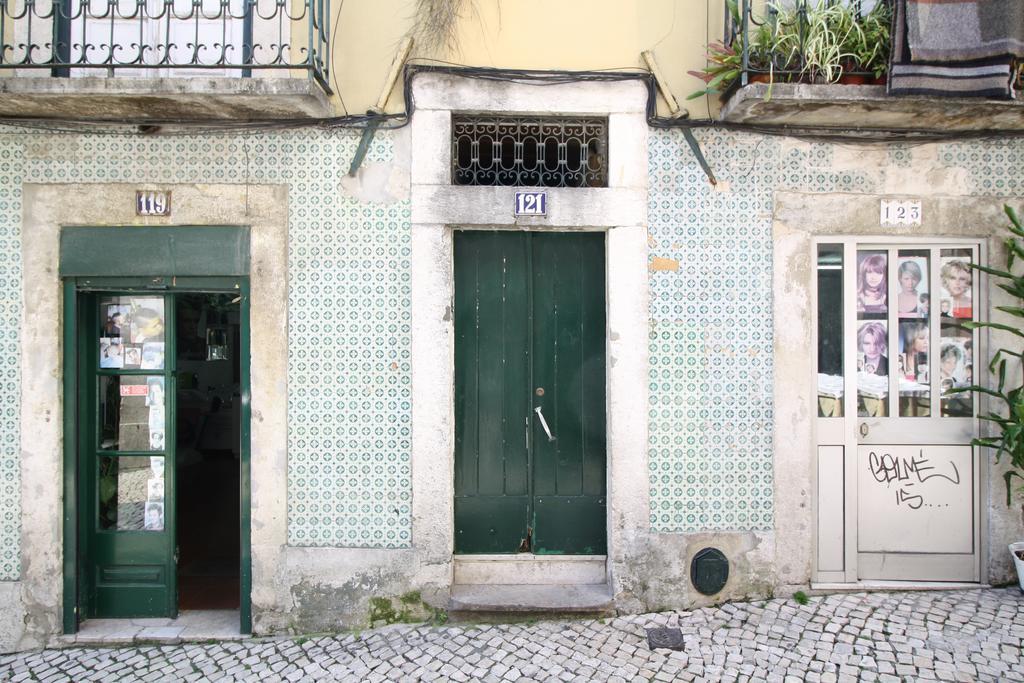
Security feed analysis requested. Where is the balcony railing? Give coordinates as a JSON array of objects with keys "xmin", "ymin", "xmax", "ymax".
[
  {"xmin": 690, "ymin": 0, "xmax": 891, "ymax": 102},
  {"xmin": 0, "ymin": 0, "xmax": 331, "ymax": 93}
]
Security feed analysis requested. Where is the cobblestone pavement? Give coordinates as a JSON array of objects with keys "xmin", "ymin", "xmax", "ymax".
[{"xmin": 2, "ymin": 588, "xmax": 1023, "ymax": 682}]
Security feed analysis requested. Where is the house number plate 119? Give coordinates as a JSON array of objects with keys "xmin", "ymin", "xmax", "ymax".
[
  {"xmin": 136, "ymin": 190, "xmax": 171, "ymax": 216},
  {"xmin": 515, "ymin": 191, "xmax": 547, "ymax": 216}
]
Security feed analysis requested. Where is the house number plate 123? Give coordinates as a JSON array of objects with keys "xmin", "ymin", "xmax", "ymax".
[
  {"xmin": 880, "ymin": 199, "xmax": 921, "ymax": 227},
  {"xmin": 136, "ymin": 190, "xmax": 171, "ymax": 216},
  {"xmin": 515, "ymin": 191, "xmax": 547, "ymax": 216}
]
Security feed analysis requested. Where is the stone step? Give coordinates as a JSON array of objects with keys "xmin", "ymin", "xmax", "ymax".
[
  {"xmin": 453, "ymin": 554, "xmax": 607, "ymax": 586},
  {"xmin": 449, "ymin": 584, "xmax": 614, "ymax": 615}
]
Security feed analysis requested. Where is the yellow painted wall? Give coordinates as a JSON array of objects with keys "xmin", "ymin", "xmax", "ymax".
[{"xmin": 330, "ymin": 0, "xmax": 731, "ymax": 118}]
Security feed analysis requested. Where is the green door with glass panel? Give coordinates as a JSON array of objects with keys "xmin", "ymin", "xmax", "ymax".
[
  {"xmin": 454, "ymin": 231, "xmax": 606, "ymax": 555},
  {"xmin": 81, "ymin": 291, "xmax": 177, "ymax": 618}
]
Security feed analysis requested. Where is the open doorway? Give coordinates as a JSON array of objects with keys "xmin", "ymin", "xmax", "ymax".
[{"xmin": 176, "ymin": 293, "xmax": 242, "ymax": 610}]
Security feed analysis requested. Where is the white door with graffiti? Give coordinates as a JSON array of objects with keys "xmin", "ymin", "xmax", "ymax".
[{"xmin": 815, "ymin": 240, "xmax": 981, "ymax": 582}]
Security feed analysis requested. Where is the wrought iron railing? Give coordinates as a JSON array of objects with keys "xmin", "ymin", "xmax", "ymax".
[
  {"xmin": 728, "ymin": 0, "xmax": 891, "ymax": 89},
  {"xmin": 0, "ymin": 0, "xmax": 331, "ymax": 92}
]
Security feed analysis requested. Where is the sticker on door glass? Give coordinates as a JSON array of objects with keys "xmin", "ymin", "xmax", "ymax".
[
  {"xmin": 99, "ymin": 297, "xmax": 166, "ymax": 370},
  {"xmin": 98, "ymin": 455, "xmax": 164, "ymax": 531}
]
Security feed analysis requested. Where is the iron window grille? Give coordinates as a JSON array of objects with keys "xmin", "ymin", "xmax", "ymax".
[{"xmin": 452, "ymin": 115, "xmax": 608, "ymax": 188}]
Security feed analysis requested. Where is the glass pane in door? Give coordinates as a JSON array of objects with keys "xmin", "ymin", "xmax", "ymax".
[
  {"xmin": 856, "ymin": 250, "xmax": 888, "ymax": 417},
  {"xmin": 897, "ymin": 250, "xmax": 930, "ymax": 417},
  {"xmin": 817, "ymin": 244, "xmax": 843, "ymax": 417},
  {"xmin": 940, "ymin": 249, "xmax": 974, "ymax": 417}
]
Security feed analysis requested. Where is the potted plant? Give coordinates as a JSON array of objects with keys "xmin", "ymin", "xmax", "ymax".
[
  {"xmin": 953, "ymin": 205, "xmax": 1024, "ymax": 593},
  {"xmin": 800, "ymin": 0, "xmax": 857, "ymax": 84},
  {"xmin": 846, "ymin": 1, "xmax": 892, "ymax": 84}
]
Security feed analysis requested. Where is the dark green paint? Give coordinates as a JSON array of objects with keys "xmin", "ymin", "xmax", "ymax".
[
  {"xmin": 454, "ymin": 231, "xmax": 606, "ymax": 555},
  {"xmin": 59, "ymin": 227, "xmax": 250, "ymax": 277},
  {"xmin": 63, "ymin": 277, "xmax": 252, "ymax": 632},
  {"xmin": 239, "ymin": 279, "xmax": 253, "ymax": 634},
  {"xmin": 62, "ymin": 280, "xmax": 79, "ymax": 634},
  {"xmin": 82, "ymin": 291, "xmax": 178, "ymax": 618}
]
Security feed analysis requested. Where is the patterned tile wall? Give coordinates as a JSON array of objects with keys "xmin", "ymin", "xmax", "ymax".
[
  {"xmin": 0, "ymin": 126, "xmax": 412, "ymax": 580},
  {"xmin": 646, "ymin": 128, "xmax": 1024, "ymax": 533},
  {"xmin": 0, "ymin": 133, "xmax": 23, "ymax": 581},
  {"xmin": 0, "ymin": 123, "xmax": 1023, "ymax": 580}
]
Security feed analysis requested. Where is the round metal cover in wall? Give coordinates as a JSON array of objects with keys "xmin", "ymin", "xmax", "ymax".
[{"xmin": 690, "ymin": 547, "xmax": 729, "ymax": 596}]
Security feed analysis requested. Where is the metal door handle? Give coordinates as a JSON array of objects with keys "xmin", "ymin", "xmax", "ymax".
[
  {"xmin": 859, "ymin": 423, "xmax": 869, "ymax": 437},
  {"xmin": 534, "ymin": 406, "xmax": 556, "ymax": 442}
]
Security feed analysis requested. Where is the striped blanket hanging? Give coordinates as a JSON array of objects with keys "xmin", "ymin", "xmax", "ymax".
[{"xmin": 889, "ymin": 0, "xmax": 1021, "ymax": 99}]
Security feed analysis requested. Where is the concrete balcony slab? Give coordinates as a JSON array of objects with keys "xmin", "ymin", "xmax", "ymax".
[
  {"xmin": 721, "ymin": 83, "xmax": 1024, "ymax": 132},
  {"xmin": 0, "ymin": 76, "xmax": 332, "ymax": 121}
]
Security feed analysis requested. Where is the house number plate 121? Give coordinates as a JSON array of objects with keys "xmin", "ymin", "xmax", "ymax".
[
  {"xmin": 515, "ymin": 191, "xmax": 547, "ymax": 216},
  {"xmin": 136, "ymin": 190, "xmax": 171, "ymax": 216}
]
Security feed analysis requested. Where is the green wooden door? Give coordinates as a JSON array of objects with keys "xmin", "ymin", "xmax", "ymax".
[
  {"xmin": 454, "ymin": 231, "xmax": 606, "ymax": 555},
  {"xmin": 81, "ymin": 291, "xmax": 177, "ymax": 618}
]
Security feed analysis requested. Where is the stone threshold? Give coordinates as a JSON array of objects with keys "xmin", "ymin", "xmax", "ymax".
[
  {"xmin": 53, "ymin": 610, "xmax": 243, "ymax": 647},
  {"xmin": 812, "ymin": 581, "xmax": 988, "ymax": 592},
  {"xmin": 449, "ymin": 583, "xmax": 614, "ymax": 614}
]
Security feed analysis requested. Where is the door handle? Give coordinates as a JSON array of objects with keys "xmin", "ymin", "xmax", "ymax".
[
  {"xmin": 534, "ymin": 406, "xmax": 556, "ymax": 442},
  {"xmin": 859, "ymin": 422, "xmax": 869, "ymax": 437}
]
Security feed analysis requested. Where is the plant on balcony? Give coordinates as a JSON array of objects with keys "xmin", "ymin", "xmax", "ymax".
[
  {"xmin": 687, "ymin": 1, "xmax": 786, "ymax": 99},
  {"xmin": 687, "ymin": 39, "xmax": 743, "ymax": 100},
  {"xmin": 843, "ymin": 0, "xmax": 892, "ymax": 81},
  {"xmin": 800, "ymin": 1, "xmax": 858, "ymax": 84},
  {"xmin": 687, "ymin": 0, "xmax": 744, "ymax": 100}
]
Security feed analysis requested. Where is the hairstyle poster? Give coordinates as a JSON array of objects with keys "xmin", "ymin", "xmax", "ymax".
[
  {"xmin": 939, "ymin": 257, "xmax": 973, "ymax": 320},
  {"xmin": 856, "ymin": 251, "xmax": 888, "ymax": 315},
  {"xmin": 857, "ymin": 320, "xmax": 888, "ymax": 376},
  {"xmin": 896, "ymin": 256, "xmax": 928, "ymax": 318},
  {"xmin": 99, "ymin": 337, "xmax": 124, "ymax": 369}
]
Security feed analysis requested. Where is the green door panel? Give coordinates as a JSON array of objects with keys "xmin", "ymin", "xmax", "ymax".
[
  {"xmin": 454, "ymin": 232, "xmax": 531, "ymax": 553},
  {"xmin": 455, "ymin": 496, "xmax": 531, "ymax": 554},
  {"xmin": 454, "ymin": 231, "xmax": 606, "ymax": 555},
  {"xmin": 80, "ymin": 292, "xmax": 177, "ymax": 619},
  {"xmin": 60, "ymin": 227, "xmax": 250, "ymax": 277},
  {"xmin": 531, "ymin": 233, "xmax": 607, "ymax": 554},
  {"xmin": 532, "ymin": 495, "xmax": 607, "ymax": 555}
]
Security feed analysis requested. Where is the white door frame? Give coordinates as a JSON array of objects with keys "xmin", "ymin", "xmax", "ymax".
[
  {"xmin": 407, "ymin": 72, "xmax": 650, "ymax": 597},
  {"xmin": 812, "ymin": 235, "xmax": 985, "ymax": 583}
]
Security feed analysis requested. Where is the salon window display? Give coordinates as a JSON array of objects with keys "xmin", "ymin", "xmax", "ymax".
[
  {"xmin": 857, "ymin": 251, "xmax": 887, "ymax": 314},
  {"xmin": 940, "ymin": 324, "xmax": 973, "ymax": 417},
  {"xmin": 939, "ymin": 255, "xmax": 973, "ymax": 320},
  {"xmin": 896, "ymin": 255, "xmax": 929, "ymax": 319},
  {"xmin": 98, "ymin": 297, "xmax": 166, "ymax": 370},
  {"xmin": 857, "ymin": 320, "xmax": 889, "ymax": 417}
]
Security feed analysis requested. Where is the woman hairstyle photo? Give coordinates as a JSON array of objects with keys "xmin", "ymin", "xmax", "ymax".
[
  {"xmin": 857, "ymin": 253, "xmax": 887, "ymax": 312},
  {"xmin": 940, "ymin": 342, "xmax": 964, "ymax": 380},
  {"xmin": 857, "ymin": 321, "xmax": 888, "ymax": 376},
  {"xmin": 940, "ymin": 259, "xmax": 973, "ymax": 318},
  {"xmin": 897, "ymin": 259, "xmax": 923, "ymax": 316}
]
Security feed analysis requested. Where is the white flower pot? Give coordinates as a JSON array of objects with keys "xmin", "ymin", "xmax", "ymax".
[{"xmin": 1011, "ymin": 542, "xmax": 1024, "ymax": 593}]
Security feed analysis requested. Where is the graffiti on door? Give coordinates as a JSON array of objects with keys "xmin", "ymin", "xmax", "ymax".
[{"xmin": 867, "ymin": 449, "xmax": 962, "ymax": 510}]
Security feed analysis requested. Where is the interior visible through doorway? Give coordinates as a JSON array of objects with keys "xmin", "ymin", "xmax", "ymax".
[{"xmin": 175, "ymin": 293, "xmax": 241, "ymax": 611}]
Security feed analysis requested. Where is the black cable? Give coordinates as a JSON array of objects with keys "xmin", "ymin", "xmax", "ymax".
[{"xmin": 2, "ymin": 62, "xmax": 1022, "ymax": 146}]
